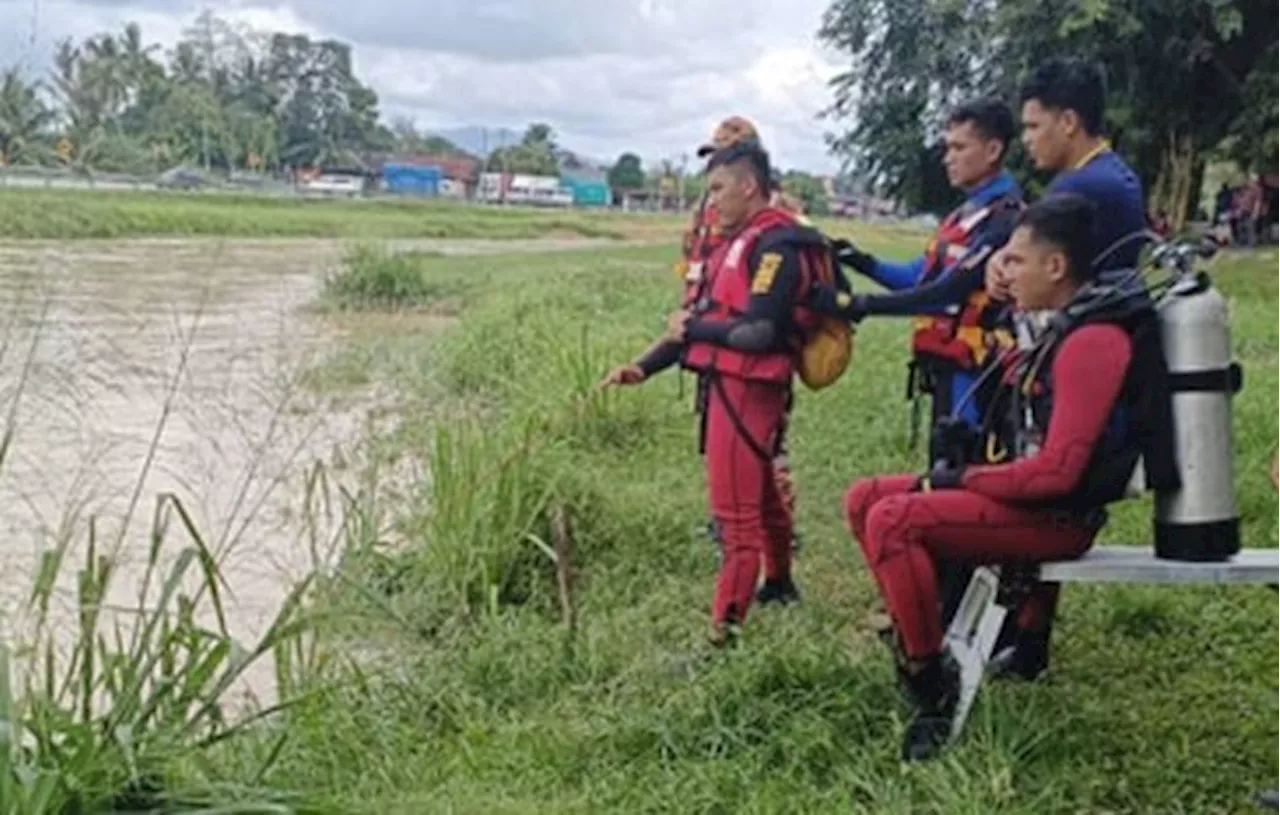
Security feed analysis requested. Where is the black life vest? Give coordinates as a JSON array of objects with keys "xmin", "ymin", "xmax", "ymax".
[{"xmin": 983, "ymin": 287, "xmax": 1180, "ymax": 511}]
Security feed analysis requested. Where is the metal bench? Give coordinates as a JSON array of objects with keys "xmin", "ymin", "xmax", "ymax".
[{"xmin": 944, "ymin": 545, "xmax": 1280, "ymax": 739}]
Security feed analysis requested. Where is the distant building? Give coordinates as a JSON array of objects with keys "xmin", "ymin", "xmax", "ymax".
[
  {"xmin": 362, "ymin": 152, "xmax": 481, "ymax": 199},
  {"xmin": 560, "ymin": 166, "xmax": 611, "ymax": 209},
  {"xmin": 383, "ymin": 164, "xmax": 442, "ymax": 197},
  {"xmin": 477, "ymin": 173, "xmax": 573, "ymax": 207}
]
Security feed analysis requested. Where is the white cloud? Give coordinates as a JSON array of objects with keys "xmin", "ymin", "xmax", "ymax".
[{"xmin": 0, "ymin": 0, "xmax": 848, "ymax": 172}]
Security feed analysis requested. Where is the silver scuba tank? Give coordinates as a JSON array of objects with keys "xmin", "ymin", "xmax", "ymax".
[{"xmin": 1153, "ymin": 270, "xmax": 1243, "ymax": 561}]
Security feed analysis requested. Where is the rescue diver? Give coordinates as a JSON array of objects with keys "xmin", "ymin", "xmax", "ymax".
[
  {"xmin": 987, "ymin": 56, "xmax": 1148, "ymax": 301},
  {"xmin": 602, "ymin": 141, "xmax": 828, "ymax": 644},
  {"xmin": 686, "ymin": 118, "xmax": 806, "ymax": 574},
  {"xmin": 633, "ymin": 116, "xmax": 805, "ymax": 608},
  {"xmin": 843, "ymin": 194, "xmax": 1175, "ymax": 761},
  {"xmin": 982, "ymin": 57, "xmax": 1152, "ymax": 679},
  {"xmin": 825, "ymin": 97, "xmax": 1022, "ymax": 433},
  {"xmin": 814, "ymin": 98, "xmax": 1023, "ymax": 626}
]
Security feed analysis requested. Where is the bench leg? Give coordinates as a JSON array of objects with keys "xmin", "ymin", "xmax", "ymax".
[{"xmin": 943, "ymin": 566, "xmax": 1009, "ymax": 740}]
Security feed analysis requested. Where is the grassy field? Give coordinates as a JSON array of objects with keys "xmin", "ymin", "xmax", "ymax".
[
  {"xmin": 163, "ymin": 235, "xmax": 1279, "ymax": 813},
  {"xmin": 0, "ymin": 188, "xmax": 1272, "ymax": 811},
  {"xmin": 0, "ymin": 187, "xmax": 685, "ymax": 241}
]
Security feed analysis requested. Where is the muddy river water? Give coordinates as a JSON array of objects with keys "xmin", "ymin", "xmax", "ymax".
[{"xmin": 0, "ymin": 235, "xmax": 610, "ymax": 706}]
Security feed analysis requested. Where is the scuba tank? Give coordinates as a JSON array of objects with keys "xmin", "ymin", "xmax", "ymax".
[{"xmin": 1151, "ymin": 244, "xmax": 1243, "ymax": 562}]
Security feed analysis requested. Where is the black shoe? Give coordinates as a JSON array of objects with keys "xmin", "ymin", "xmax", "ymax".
[
  {"xmin": 756, "ymin": 576, "xmax": 801, "ymax": 607},
  {"xmin": 898, "ymin": 651, "xmax": 961, "ymax": 762},
  {"xmin": 989, "ymin": 628, "xmax": 1050, "ymax": 682},
  {"xmin": 708, "ymin": 620, "xmax": 741, "ymax": 649}
]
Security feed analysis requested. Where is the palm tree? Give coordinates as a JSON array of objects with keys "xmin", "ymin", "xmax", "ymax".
[{"xmin": 0, "ymin": 68, "xmax": 55, "ymax": 165}]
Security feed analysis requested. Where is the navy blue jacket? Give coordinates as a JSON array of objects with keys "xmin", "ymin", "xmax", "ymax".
[{"xmin": 1046, "ymin": 149, "xmax": 1147, "ymax": 281}]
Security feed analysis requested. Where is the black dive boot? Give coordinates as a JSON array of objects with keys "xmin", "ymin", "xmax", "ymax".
[
  {"xmin": 989, "ymin": 625, "xmax": 1051, "ymax": 682},
  {"xmin": 756, "ymin": 575, "xmax": 801, "ymax": 606},
  {"xmin": 898, "ymin": 651, "xmax": 962, "ymax": 762}
]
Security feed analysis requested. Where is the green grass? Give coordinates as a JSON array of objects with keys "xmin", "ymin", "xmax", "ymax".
[
  {"xmin": 0, "ymin": 188, "xmax": 654, "ymax": 240},
  {"xmin": 318, "ymin": 245, "xmax": 464, "ymax": 312},
  {"xmin": 5, "ymin": 226, "xmax": 1271, "ymax": 811},
  {"xmin": 175, "ymin": 238, "xmax": 1279, "ymax": 813}
]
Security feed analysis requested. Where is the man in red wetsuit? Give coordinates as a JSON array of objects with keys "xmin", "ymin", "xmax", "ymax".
[
  {"xmin": 845, "ymin": 193, "xmax": 1174, "ymax": 761},
  {"xmin": 603, "ymin": 141, "xmax": 829, "ymax": 644},
  {"xmin": 679, "ymin": 117, "xmax": 806, "ymax": 575}
]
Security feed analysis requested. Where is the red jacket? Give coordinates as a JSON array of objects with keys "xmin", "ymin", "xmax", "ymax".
[{"xmin": 683, "ymin": 207, "xmax": 821, "ymax": 384}]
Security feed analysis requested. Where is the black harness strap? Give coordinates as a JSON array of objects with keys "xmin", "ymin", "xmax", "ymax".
[{"xmin": 702, "ymin": 371, "xmax": 780, "ymax": 463}]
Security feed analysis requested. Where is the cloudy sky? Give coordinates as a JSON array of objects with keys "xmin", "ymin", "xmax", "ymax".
[{"xmin": 1, "ymin": 0, "xmax": 851, "ymax": 172}]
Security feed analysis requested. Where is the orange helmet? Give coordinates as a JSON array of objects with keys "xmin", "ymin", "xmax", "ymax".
[{"xmin": 696, "ymin": 116, "xmax": 761, "ymax": 158}]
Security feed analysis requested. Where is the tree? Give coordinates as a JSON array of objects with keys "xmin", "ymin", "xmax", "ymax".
[
  {"xmin": 780, "ymin": 170, "xmax": 832, "ymax": 216},
  {"xmin": 992, "ymin": 0, "xmax": 1277, "ymax": 226},
  {"xmin": 0, "ymin": 69, "xmax": 56, "ymax": 164},
  {"xmin": 819, "ymin": 0, "xmax": 1279, "ymax": 224},
  {"xmin": 487, "ymin": 122, "xmax": 559, "ymax": 175},
  {"xmin": 607, "ymin": 152, "xmax": 645, "ymax": 191},
  {"xmin": 819, "ymin": 0, "xmax": 994, "ymax": 212},
  {"xmin": 1219, "ymin": 41, "xmax": 1277, "ymax": 174},
  {"xmin": 0, "ymin": 11, "xmax": 456, "ymax": 176},
  {"xmin": 522, "ymin": 122, "xmax": 556, "ymax": 150},
  {"xmin": 388, "ymin": 117, "xmax": 463, "ymax": 156}
]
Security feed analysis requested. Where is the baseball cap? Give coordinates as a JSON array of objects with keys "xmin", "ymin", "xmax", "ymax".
[{"xmin": 696, "ymin": 116, "xmax": 760, "ymax": 158}]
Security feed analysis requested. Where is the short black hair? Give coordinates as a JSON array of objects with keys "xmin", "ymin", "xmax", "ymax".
[
  {"xmin": 706, "ymin": 140, "xmax": 772, "ymax": 195},
  {"xmin": 947, "ymin": 97, "xmax": 1016, "ymax": 154},
  {"xmin": 1017, "ymin": 193, "xmax": 1097, "ymax": 282},
  {"xmin": 1019, "ymin": 57, "xmax": 1107, "ymax": 136}
]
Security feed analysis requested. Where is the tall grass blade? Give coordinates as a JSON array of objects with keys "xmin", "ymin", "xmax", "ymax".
[
  {"xmin": 165, "ymin": 493, "xmax": 231, "ymax": 637},
  {"xmin": 0, "ymin": 644, "xmax": 14, "ymax": 810}
]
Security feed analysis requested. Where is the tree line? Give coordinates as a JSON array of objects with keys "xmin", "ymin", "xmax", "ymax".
[
  {"xmin": 0, "ymin": 12, "xmax": 398, "ymax": 174},
  {"xmin": 0, "ymin": 10, "xmax": 836, "ymax": 212},
  {"xmin": 819, "ymin": 0, "xmax": 1278, "ymax": 223}
]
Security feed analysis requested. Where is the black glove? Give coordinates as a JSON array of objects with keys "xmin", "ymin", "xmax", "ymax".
[
  {"xmin": 916, "ymin": 461, "xmax": 966, "ymax": 492},
  {"xmin": 928, "ymin": 418, "xmax": 977, "ymax": 470},
  {"xmin": 832, "ymin": 238, "xmax": 876, "ymax": 277}
]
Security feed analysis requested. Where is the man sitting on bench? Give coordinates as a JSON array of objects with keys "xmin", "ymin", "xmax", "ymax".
[{"xmin": 843, "ymin": 193, "xmax": 1177, "ymax": 762}]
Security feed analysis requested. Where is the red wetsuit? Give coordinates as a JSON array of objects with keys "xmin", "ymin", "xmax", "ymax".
[
  {"xmin": 845, "ymin": 323, "xmax": 1132, "ymax": 659},
  {"xmin": 679, "ymin": 208, "xmax": 823, "ymax": 629}
]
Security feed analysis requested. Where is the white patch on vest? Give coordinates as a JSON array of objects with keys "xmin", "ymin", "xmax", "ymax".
[
  {"xmin": 958, "ymin": 205, "xmax": 992, "ymax": 233},
  {"xmin": 685, "ymin": 261, "xmax": 704, "ymax": 284},
  {"xmin": 724, "ymin": 236, "xmax": 748, "ymax": 270}
]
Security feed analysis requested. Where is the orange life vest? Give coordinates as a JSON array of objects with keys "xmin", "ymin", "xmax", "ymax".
[
  {"xmin": 682, "ymin": 207, "xmax": 824, "ymax": 385},
  {"xmin": 678, "ymin": 194, "xmax": 729, "ymax": 307},
  {"xmin": 910, "ymin": 196, "xmax": 1021, "ymax": 370}
]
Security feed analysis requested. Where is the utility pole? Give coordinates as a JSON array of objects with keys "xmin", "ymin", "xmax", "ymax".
[{"xmin": 679, "ymin": 153, "xmax": 688, "ymax": 211}]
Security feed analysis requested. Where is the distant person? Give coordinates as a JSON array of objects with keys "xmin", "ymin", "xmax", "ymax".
[
  {"xmin": 1214, "ymin": 182, "xmax": 1234, "ymax": 224},
  {"xmin": 1235, "ymin": 178, "xmax": 1262, "ymax": 249},
  {"xmin": 1151, "ymin": 210, "xmax": 1172, "ymax": 238}
]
